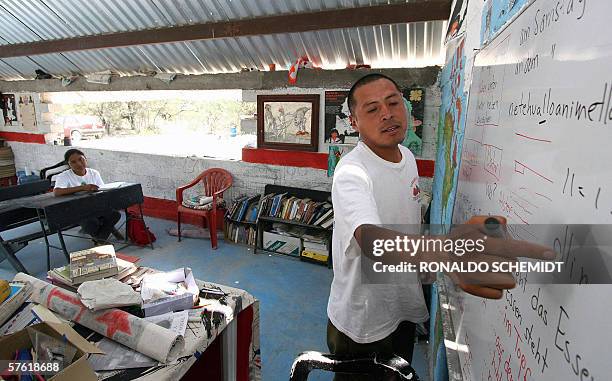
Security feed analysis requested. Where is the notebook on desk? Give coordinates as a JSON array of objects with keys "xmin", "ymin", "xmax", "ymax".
[{"xmin": 98, "ymin": 182, "xmax": 129, "ymax": 190}]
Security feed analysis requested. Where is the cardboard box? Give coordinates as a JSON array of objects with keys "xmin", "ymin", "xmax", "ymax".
[
  {"xmin": 0, "ymin": 322, "xmax": 103, "ymax": 381},
  {"xmin": 263, "ymin": 231, "xmax": 301, "ymax": 256}
]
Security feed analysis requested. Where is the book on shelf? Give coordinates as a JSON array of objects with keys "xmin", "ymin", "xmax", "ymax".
[
  {"xmin": 270, "ymin": 193, "xmax": 288, "ymax": 217},
  {"xmin": 320, "ymin": 215, "xmax": 334, "ymax": 229},
  {"xmin": 68, "ymin": 245, "xmax": 119, "ymax": 284},
  {"xmin": 258, "ymin": 191, "xmax": 334, "ymax": 227},
  {"xmin": 303, "ymin": 201, "xmax": 322, "ymax": 224},
  {"xmin": 303, "ymin": 240, "xmax": 328, "ymax": 253},
  {"xmin": 228, "ymin": 195, "xmax": 248, "ymax": 220},
  {"xmin": 224, "ymin": 221, "xmax": 257, "ymax": 246},
  {"xmin": 301, "ymin": 250, "xmax": 329, "ymax": 263},
  {"xmin": 227, "ymin": 195, "xmax": 260, "ymax": 222},
  {"xmin": 236, "ymin": 198, "xmax": 250, "ymax": 221},
  {"xmin": 309, "ymin": 202, "xmax": 332, "ymax": 225},
  {"xmin": 313, "ymin": 208, "xmax": 334, "ymax": 226},
  {"xmin": 245, "ymin": 204, "xmax": 258, "ymax": 222},
  {"xmin": 256, "ymin": 194, "xmax": 272, "ymax": 220}
]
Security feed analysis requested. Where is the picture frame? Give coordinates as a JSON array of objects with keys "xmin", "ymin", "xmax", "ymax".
[{"xmin": 257, "ymin": 94, "xmax": 319, "ymax": 151}]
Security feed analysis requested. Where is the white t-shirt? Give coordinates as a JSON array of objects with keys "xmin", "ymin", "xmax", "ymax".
[
  {"xmin": 327, "ymin": 142, "xmax": 429, "ymax": 343},
  {"xmin": 53, "ymin": 168, "xmax": 104, "ymax": 189}
]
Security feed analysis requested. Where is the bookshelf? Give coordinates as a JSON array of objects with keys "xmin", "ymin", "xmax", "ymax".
[
  {"xmin": 255, "ymin": 184, "xmax": 333, "ymax": 267},
  {"xmin": 224, "ymin": 185, "xmax": 333, "ymax": 267}
]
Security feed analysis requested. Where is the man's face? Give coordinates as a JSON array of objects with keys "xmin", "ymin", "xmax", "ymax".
[
  {"xmin": 349, "ymin": 79, "xmax": 407, "ymax": 149},
  {"xmin": 68, "ymin": 153, "xmax": 87, "ymax": 174}
]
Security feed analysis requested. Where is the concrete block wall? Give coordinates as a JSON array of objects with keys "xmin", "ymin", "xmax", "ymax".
[
  {"xmin": 10, "ymin": 139, "xmax": 437, "ymax": 206},
  {"xmin": 9, "ymin": 143, "xmax": 333, "ymax": 202}
]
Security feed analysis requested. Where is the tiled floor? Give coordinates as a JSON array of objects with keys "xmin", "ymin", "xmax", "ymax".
[{"xmin": 0, "ymin": 216, "xmax": 429, "ymax": 380}]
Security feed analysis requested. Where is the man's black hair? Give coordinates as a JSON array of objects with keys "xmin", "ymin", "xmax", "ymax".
[
  {"xmin": 347, "ymin": 73, "xmax": 402, "ymax": 115},
  {"xmin": 64, "ymin": 148, "xmax": 85, "ymax": 163}
]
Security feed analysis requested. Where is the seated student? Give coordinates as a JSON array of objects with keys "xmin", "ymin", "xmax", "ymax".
[{"xmin": 53, "ymin": 148, "xmax": 121, "ymax": 243}]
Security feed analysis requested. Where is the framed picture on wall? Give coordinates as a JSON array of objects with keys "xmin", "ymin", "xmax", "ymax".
[{"xmin": 257, "ymin": 94, "xmax": 319, "ymax": 151}]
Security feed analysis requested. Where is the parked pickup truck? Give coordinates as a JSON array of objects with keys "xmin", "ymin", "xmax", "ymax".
[{"xmin": 55, "ymin": 115, "xmax": 105, "ymax": 143}]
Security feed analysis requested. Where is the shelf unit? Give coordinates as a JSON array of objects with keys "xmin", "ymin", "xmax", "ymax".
[{"xmin": 255, "ymin": 184, "xmax": 333, "ymax": 267}]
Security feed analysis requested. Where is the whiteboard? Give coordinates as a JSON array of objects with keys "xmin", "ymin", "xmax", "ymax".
[{"xmin": 445, "ymin": 0, "xmax": 612, "ymax": 380}]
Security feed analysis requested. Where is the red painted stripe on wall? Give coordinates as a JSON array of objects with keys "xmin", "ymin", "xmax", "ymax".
[
  {"xmin": 242, "ymin": 147, "xmax": 328, "ymax": 170},
  {"xmin": 243, "ymin": 147, "xmax": 436, "ymax": 178},
  {"xmin": 0, "ymin": 132, "xmax": 46, "ymax": 144}
]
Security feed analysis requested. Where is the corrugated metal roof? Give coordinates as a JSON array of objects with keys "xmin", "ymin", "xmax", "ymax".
[{"xmin": 0, "ymin": 0, "xmax": 447, "ymax": 81}]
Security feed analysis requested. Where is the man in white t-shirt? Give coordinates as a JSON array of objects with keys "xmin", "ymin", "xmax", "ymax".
[
  {"xmin": 327, "ymin": 75, "xmax": 427, "ymax": 376},
  {"xmin": 326, "ymin": 74, "xmax": 554, "ymax": 379},
  {"xmin": 54, "ymin": 149, "xmax": 121, "ymax": 243}
]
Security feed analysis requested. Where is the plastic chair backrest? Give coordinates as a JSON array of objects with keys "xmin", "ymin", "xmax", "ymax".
[
  {"xmin": 40, "ymin": 160, "xmax": 69, "ymax": 181},
  {"xmin": 198, "ymin": 168, "xmax": 232, "ymax": 197}
]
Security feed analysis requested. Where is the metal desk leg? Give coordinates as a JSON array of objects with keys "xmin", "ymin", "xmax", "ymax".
[
  {"xmin": 221, "ymin": 318, "xmax": 238, "ymax": 381},
  {"xmin": 0, "ymin": 240, "xmax": 28, "ymax": 274},
  {"xmin": 57, "ymin": 231, "xmax": 70, "ymax": 262},
  {"xmin": 36, "ymin": 209, "xmax": 53, "ymax": 271}
]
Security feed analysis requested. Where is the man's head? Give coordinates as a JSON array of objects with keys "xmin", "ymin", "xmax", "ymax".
[
  {"xmin": 347, "ymin": 74, "xmax": 407, "ymax": 150},
  {"xmin": 64, "ymin": 148, "xmax": 87, "ymax": 175}
]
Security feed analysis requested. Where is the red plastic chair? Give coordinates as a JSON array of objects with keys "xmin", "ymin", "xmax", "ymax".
[{"xmin": 176, "ymin": 168, "xmax": 232, "ymax": 249}]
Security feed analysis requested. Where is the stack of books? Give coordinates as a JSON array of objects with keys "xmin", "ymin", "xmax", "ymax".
[
  {"xmin": 225, "ymin": 223, "xmax": 257, "ymax": 246},
  {"xmin": 67, "ymin": 245, "xmax": 119, "ymax": 285},
  {"xmin": 49, "ymin": 256, "xmax": 137, "ymax": 289},
  {"xmin": 227, "ymin": 195, "xmax": 260, "ymax": 222},
  {"xmin": 301, "ymin": 232, "xmax": 329, "ymax": 263},
  {"xmin": 258, "ymin": 193, "xmax": 334, "ymax": 228}
]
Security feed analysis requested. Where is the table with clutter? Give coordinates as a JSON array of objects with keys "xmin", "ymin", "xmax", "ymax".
[{"xmin": 0, "ymin": 251, "xmax": 261, "ymax": 381}]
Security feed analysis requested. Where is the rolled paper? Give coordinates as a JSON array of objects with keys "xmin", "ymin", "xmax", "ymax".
[{"xmin": 14, "ymin": 273, "xmax": 184, "ymax": 363}]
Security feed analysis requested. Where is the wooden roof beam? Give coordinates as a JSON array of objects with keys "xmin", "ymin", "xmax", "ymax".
[{"xmin": 0, "ymin": 1, "xmax": 451, "ymax": 58}]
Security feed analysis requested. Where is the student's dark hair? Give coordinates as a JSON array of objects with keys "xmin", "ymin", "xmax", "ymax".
[
  {"xmin": 330, "ymin": 129, "xmax": 338, "ymax": 134},
  {"xmin": 64, "ymin": 148, "xmax": 85, "ymax": 163},
  {"xmin": 347, "ymin": 73, "xmax": 402, "ymax": 115}
]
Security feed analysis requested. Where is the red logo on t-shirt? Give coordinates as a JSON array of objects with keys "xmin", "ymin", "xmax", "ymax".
[{"xmin": 410, "ymin": 177, "xmax": 420, "ymax": 201}]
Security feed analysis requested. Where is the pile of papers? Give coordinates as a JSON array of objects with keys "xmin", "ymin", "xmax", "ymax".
[{"xmin": 140, "ymin": 268, "xmax": 198, "ymax": 317}]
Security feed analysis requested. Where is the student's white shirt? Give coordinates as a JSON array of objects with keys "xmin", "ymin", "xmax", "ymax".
[
  {"xmin": 53, "ymin": 168, "xmax": 104, "ymax": 189},
  {"xmin": 327, "ymin": 141, "xmax": 429, "ymax": 344}
]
